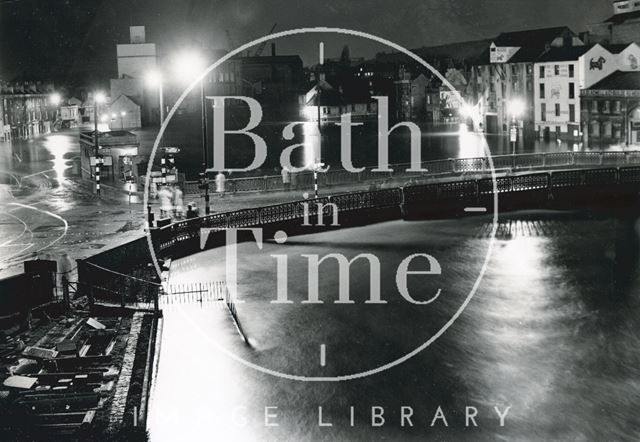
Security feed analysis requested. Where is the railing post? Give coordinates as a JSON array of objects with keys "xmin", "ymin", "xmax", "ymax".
[
  {"xmin": 599, "ymin": 152, "xmax": 604, "ymax": 166},
  {"xmin": 62, "ymin": 276, "xmax": 70, "ymax": 310},
  {"xmin": 541, "ymin": 153, "xmax": 547, "ymax": 168},
  {"xmin": 450, "ymin": 158, "xmax": 456, "ymax": 174}
]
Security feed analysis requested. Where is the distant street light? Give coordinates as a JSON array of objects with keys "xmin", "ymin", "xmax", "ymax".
[
  {"xmin": 508, "ymin": 98, "xmax": 525, "ymax": 155},
  {"xmin": 49, "ymin": 93, "xmax": 61, "ymax": 106},
  {"xmin": 49, "ymin": 93, "xmax": 62, "ymax": 121}
]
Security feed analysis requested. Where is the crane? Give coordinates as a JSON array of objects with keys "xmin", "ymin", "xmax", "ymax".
[
  {"xmin": 251, "ymin": 23, "xmax": 277, "ymax": 57},
  {"xmin": 225, "ymin": 29, "xmax": 236, "ymax": 52}
]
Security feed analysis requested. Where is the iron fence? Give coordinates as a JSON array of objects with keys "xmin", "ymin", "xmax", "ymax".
[{"xmin": 183, "ymin": 150, "xmax": 640, "ymax": 196}]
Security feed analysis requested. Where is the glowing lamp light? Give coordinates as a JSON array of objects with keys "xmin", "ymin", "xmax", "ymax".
[
  {"xmin": 146, "ymin": 70, "xmax": 163, "ymax": 87},
  {"xmin": 121, "ymin": 111, "xmax": 127, "ymax": 116},
  {"xmin": 460, "ymin": 103, "xmax": 475, "ymax": 119},
  {"xmin": 100, "ymin": 114, "xmax": 109, "ymax": 123},
  {"xmin": 172, "ymin": 51, "xmax": 206, "ymax": 83},
  {"xmin": 508, "ymin": 98, "xmax": 526, "ymax": 118},
  {"xmin": 303, "ymin": 105, "xmax": 318, "ymax": 120},
  {"xmin": 95, "ymin": 92, "xmax": 106, "ymax": 104},
  {"xmin": 49, "ymin": 93, "xmax": 62, "ymax": 106}
]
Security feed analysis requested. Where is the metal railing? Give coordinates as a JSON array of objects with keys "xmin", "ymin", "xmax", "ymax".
[
  {"xmin": 182, "ymin": 150, "xmax": 640, "ymax": 195},
  {"xmin": 78, "ymin": 164, "xmax": 640, "ymax": 309}
]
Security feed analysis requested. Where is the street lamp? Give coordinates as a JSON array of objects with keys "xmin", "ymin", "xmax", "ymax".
[
  {"xmin": 508, "ymin": 98, "xmax": 525, "ymax": 155},
  {"xmin": 173, "ymin": 50, "xmax": 210, "ymax": 213},
  {"xmin": 49, "ymin": 93, "xmax": 62, "ymax": 122},
  {"xmin": 50, "ymin": 93, "xmax": 61, "ymax": 106},
  {"xmin": 93, "ymin": 92, "xmax": 106, "ymax": 195},
  {"xmin": 146, "ymin": 70, "xmax": 164, "ymax": 127}
]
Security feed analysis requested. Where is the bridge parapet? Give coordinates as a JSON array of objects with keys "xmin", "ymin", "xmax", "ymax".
[
  {"xmin": 182, "ymin": 150, "xmax": 640, "ymax": 196},
  {"xmin": 78, "ymin": 164, "xmax": 640, "ymax": 309}
]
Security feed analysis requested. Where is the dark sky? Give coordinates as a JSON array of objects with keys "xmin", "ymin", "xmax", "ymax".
[{"xmin": 0, "ymin": 0, "xmax": 613, "ymax": 85}]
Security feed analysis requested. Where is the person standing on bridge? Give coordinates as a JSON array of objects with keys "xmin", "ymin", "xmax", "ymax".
[
  {"xmin": 215, "ymin": 171, "xmax": 226, "ymax": 197},
  {"xmin": 281, "ymin": 166, "xmax": 291, "ymax": 191}
]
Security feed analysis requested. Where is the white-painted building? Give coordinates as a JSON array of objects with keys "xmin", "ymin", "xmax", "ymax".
[{"xmin": 533, "ymin": 42, "xmax": 640, "ymax": 141}]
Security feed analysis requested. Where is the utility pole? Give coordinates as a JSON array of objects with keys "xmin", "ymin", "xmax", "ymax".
[
  {"xmin": 93, "ymin": 97, "xmax": 101, "ymax": 195},
  {"xmin": 201, "ymin": 79, "xmax": 210, "ymax": 214}
]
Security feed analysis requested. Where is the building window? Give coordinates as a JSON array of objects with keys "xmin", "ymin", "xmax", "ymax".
[
  {"xmin": 590, "ymin": 120, "xmax": 599, "ymax": 136},
  {"xmin": 591, "ymin": 100, "xmax": 598, "ymax": 113},
  {"xmin": 614, "ymin": 124, "xmax": 622, "ymax": 139},
  {"xmin": 603, "ymin": 122, "xmax": 612, "ymax": 137},
  {"xmin": 603, "ymin": 100, "xmax": 610, "ymax": 113},
  {"xmin": 539, "ymin": 66, "xmax": 545, "ymax": 78},
  {"xmin": 614, "ymin": 100, "xmax": 621, "ymax": 113},
  {"xmin": 541, "ymin": 103, "xmax": 546, "ymax": 121},
  {"xmin": 554, "ymin": 65, "xmax": 560, "ymax": 76},
  {"xmin": 569, "ymin": 104, "xmax": 575, "ymax": 122},
  {"xmin": 569, "ymin": 64, "xmax": 574, "ymax": 78},
  {"xmin": 569, "ymin": 83, "xmax": 575, "ymax": 99},
  {"xmin": 555, "ymin": 103, "xmax": 560, "ymax": 117},
  {"xmin": 540, "ymin": 83, "xmax": 545, "ymax": 99}
]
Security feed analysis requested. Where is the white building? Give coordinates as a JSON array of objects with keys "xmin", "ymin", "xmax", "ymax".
[
  {"xmin": 111, "ymin": 26, "xmax": 157, "ymax": 126},
  {"xmin": 533, "ymin": 42, "xmax": 640, "ymax": 141},
  {"xmin": 116, "ymin": 26, "xmax": 157, "ymax": 79}
]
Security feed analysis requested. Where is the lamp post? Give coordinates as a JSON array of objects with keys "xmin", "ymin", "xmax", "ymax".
[
  {"xmin": 173, "ymin": 51, "xmax": 209, "ymax": 214},
  {"xmin": 508, "ymin": 98, "xmax": 525, "ymax": 156},
  {"xmin": 49, "ymin": 93, "xmax": 61, "ymax": 120},
  {"xmin": 146, "ymin": 70, "xmax": 164, "ymax": 133},
  {"xmin": 93, "ymin": 92, "xmax": 106, "ymax": 195}
]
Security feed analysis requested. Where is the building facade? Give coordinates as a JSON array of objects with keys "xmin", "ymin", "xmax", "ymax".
[
  {"xmin": 0, "ymin": 82, "xmax": 57, "ymax": 141},
  {"xmin": 533, "ymin": 43, "xmax": 640, "ymax": 142},
  {"xmin": 581, "ymin": 71, "xmax": 640, "ymax": 148},
  {"xmin": 470, "ymin": 27, "xmax": 584, "ymax": 138}
]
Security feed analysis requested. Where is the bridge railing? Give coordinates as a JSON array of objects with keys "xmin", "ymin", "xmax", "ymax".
[
  {"xmin": 80, "ymin": 164, "xmax": 640, "ymax": 307},
  {"xmin": 181, "ymin": 150, "xmax": 640, "ymax": 195}
]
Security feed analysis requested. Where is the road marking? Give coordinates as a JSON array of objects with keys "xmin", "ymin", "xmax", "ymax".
[
  {"xmin": 464, "ymin": 207, "xmax": 488, "ymax": 213},
  {"xmin": 320, "ymin": 344, "xmax": 326, "ymax": 367}
]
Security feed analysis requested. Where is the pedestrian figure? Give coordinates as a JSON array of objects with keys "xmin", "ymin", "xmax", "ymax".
[
  {"xmin": 173, "ymin": 186, "xmax": 184, "ymax": 219},
  {"xmin": 281, "ymin": 166, "xmax": 291, "ymax": 191},
  {"xmin": 158, "ymin": 186, "xmax": 173, "ymax": 218},
  {"xmin": 215, "ymin": 171, "xmax": 226, "ymax": 196}
]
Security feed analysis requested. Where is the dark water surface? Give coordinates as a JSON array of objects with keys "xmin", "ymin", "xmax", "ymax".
[{"xmin": 149, "ymin": 210, "xmax": 640, "ymax": 441}]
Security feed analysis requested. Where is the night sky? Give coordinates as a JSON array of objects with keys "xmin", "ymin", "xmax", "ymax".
[{"xmin": 0, "ymin": 0, "xmax": 612, "ymax": 86}]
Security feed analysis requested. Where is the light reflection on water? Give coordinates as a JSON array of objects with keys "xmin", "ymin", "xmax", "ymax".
[{"xmin": 150, "ymin": 212, "xmax": 640, "ymax": 441}]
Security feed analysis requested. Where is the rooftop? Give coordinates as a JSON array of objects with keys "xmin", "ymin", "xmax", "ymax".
[
  {"xmin": 603, "ymin": 10, "xmax": 640, "ymax": 24},
  {"xmin": 476, "ymin": 26, "xmax": 578, "ymax": 64},
  {"xmin": 536, "ymin": 45, "xmax": 591, "ymax": 62},
  {"xmin": 587, "ymin": 70, "xmax": 640, "ymax": 90}
]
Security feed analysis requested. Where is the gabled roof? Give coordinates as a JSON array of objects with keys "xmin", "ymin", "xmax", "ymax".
[
  {"xmin": 587, "ymin": 71, "xmax": 640, "ymax": 90},
  {"xmin": 493, "ymin": 26, "xmax": 571, "ymax": 47},
  {"xmin": 111, "ymin": 93, "xmax": 141, "ymax": 107},
  {"xmin": 604, "ymin": 43, "xmax": 634, "ymax": 54},
  {"xmin": 536, "ymin": 45, "xmax": 591, "ymax": 62},
  {"xmin": 475, "ymin": 26, "xmax": 578, "ymax": 64}
]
